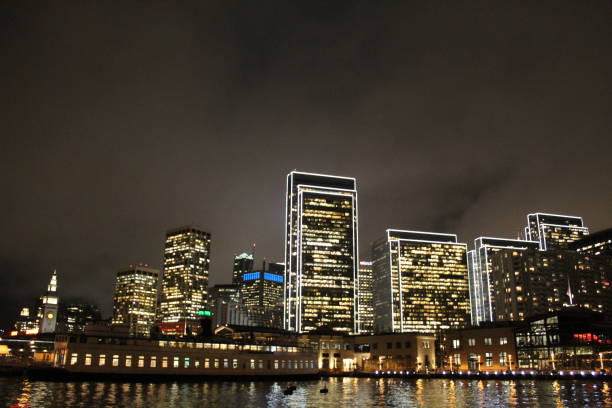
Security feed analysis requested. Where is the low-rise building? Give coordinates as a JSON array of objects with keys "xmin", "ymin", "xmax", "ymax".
[
  {"xmin": 444, "ymin": 323, "xmax": 517, "ymax": 372},
  {"xmin": 300, "ymin": 330, "xmax": 436, "ymax": 373}
]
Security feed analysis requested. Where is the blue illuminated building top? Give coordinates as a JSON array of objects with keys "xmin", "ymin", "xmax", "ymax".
[
  {"xmin": 242, "ymin": 272, "xmax": 284, "ymax": 283},
  {"xmin": 243, "ymin": 272, "xmax": 260, "ymax": 281},
  {"xmin": 264, "ymin": 273, "xmax": 283, "ymax": 283}
]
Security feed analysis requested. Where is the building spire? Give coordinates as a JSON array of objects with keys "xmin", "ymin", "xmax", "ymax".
[{"xmin": 566, "ymin": 274, "xmax": 574, "ymax": 306}]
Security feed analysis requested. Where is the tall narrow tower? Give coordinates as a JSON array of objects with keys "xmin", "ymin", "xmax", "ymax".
[
  {"xmin": 284, "ymin": 171, "xmax": 358, "ymax": 333},
  {"xmin": 38, "ymin": 270, "xmax": 58, "ymax": 333},
  {"xmin": 160, "ymin": 226, "xmax": 211, "ymax": 333}
]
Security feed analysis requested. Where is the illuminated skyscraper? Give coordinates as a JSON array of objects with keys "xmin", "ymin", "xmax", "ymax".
[
  {"xmin": 526, "ymin": 213, "xmax": 589, "ymax": 250},
  {"xmin": 232, "ymin": 252, "xmax": 254, "ymax": 284},
  {"xmin": 284, "ymin": 171, "xmax": 358, "ymax": 333},
  {"xmin": 160, "ymin": 226, "xmax": 211, "ymax": 332},
  {"xmin": 240, "ymin": 261, "xmax": 284, "ymax": 327},
  {"xmin": 373, "ymin": 230, "xmax": 470, "ymax": 334},
  {"xmin": 112, "ymin": 264, "xmax": 159, "ymax": 337},
  {"xmin": 467, "ymin": 237, "xmax": 539, "ymax": 325},
  {"xmin": 357, "ymin": 260, "xmax": 374, "ymax": 334},
  {"xmin": 490, "ymin": 248, "xmax": 612, "ymax": 321},
  {"xmin": 38, "ymin": 270, "xmax": 58, "ymax": 334}
]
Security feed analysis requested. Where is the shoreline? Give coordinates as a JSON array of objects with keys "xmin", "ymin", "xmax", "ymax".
[{"xmin": 1, "ymin": 366, "xmax": 610, "ymax": 383}]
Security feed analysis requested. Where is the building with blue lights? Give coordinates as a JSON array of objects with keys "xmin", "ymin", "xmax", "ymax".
[{"xmin": 240, "ymin": 261, "xmax": 284, "ymax": 328}]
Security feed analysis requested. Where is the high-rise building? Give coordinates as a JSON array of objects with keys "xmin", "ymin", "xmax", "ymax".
[
  {"xmin": 490, "ymin": 248, "xmax": 612, "ymax": 321},
  {"xmin": 467, "ymin": 237, "xmax": 539, "ymax": 325},
  {"xmin": 240, "ymin": 262, "xmax": 284, "ymax": 327},
  {"xmin": 58, "ymin": 303, "xmax": 102, "ymax": 334},
  {"xmin": 357, "ymin": 260, "xmax": 374, "ymax": 334},
  {"xmin": 284, "ymin": 171, "xmax": 358, "ymax": 333},
  {"xmin": 232, "ymin": 252, "xmax": 254, "ymax": 284},
  {"xmin": 373, "ymin": 230, "xmax": 470, "ymax": 334},
  {"xmin": 37, "ymin": 270, "xmax": 58, "ymax": 334},
  {"xmin": 112, "ymin": 264, "xmax": 159, "ymax": 337},
  {"xmin": 208, "ymin": 284, "xmax": 240, "ymax": 311},
  {"xmin": 526, "ymin": 213, "xmax": 589, "ymax": 250},
  {"xmin": 160, "ymin": 226, "xmax": 211, "ymax": 332},
  {"xmin": 570, "ymin": 227, "xmax": 612, "ymax": 257}
]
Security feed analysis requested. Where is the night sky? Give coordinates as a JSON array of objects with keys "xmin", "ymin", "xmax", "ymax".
[{"xmin": 1, "ymin": 1, "xmax": 611, "ymax": 328}]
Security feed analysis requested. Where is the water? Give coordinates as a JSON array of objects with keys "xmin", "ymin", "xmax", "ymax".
[{"xmin": 0, "ymin": 376, "xmax": 610, "ymax": 407}]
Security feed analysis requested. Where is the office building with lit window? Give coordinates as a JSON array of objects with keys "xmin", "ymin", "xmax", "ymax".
[
  {"xmin": 525, "ymin": 213, "xmax": 589, "ymax": 250},
  {"xmin": 490, "ymin": 247, "xmax": 612, "ymax": 321},
  {"xmin": 570, "ymin": 227, "xmax": 612, "ymax": 257},
  {"xmin": 467, "ymin": 238, "xmax": 539, "ymax": 325},
  {"xmin": 112, "ymin": 264, "xmax": 159, "ymax": 337},
  {"xmin": 232, "ymin": 252, "xmax": 254, "ymax": 284},
  {"xmin": 57, "ymin": 303, "xmax": 102, "ymax": 334},
  {"xmin": 284, "ymin": 171, "xmax": 358, "ymax": 334},
  {"xmin": 208, "ymin": 284, "xmax": 240, "ymax": 311},
  {"xmin": 358, "ymin": 261, "xmax": 374, "ymax": 334},
  {"xmin": 160, "ymin": 226, "xmax": 211, "ymax": 333},
  {"xmin": 240, "ymin": 264, "xmax": 284, "ymax": 328},
  {"xmin": 37, "ymin": 270, "xmax": 59, "ymax": 334},
  {"xmin": 373, "ymin": 230, "xmax": 470, "ymax": 334}
]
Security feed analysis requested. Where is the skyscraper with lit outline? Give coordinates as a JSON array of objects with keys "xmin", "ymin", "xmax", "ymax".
[
  {"xmin": 284, "ymin": 171, "xmax": 358, "ymax": 334},
  {"xmin": 525, "ymin": 213, "xmax": 589, "ymax": 250},
  {"xmin": 373, "ymin": 230, "xmax": 469, "ymax": 334}
]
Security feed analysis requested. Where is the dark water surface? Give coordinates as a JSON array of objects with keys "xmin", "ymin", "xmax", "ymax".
[{"xmin": 1, "ymin": 376, "xmax": 610, "ymax": 407}]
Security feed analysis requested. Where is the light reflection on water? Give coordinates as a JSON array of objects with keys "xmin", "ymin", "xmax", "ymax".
[{"xmin": 1, "ymin": 377, "xmax": 611, "ymax": 407}]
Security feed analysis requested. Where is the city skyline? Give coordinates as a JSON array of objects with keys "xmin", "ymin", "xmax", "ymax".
[
  {"xmin": 1, "ymin": 172, "xmax": 610, "ymax": 329},
  {"xmin": 2, "ymin": 2, "xmax": 612, "ymax": 330}
]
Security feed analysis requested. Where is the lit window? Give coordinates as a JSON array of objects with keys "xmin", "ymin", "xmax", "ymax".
[
  {"xmin": 84, "ymin": 354, "xmax": 92, "ymax": 366},
  {"xmin": 485, "ymin": 352, "xmax": 493, "ymax": 367},
  {"xmin": 499, "ymin": 337, "xmax": 508, "ymax": 345},
  {"xmin": 468, "ymin": 338, "xmax": 475, "ymax": 347},
  {"xmin": 204, "ymin": 358, "xmax": 210, "ymax": 368},
  {"xmin": 499, "ymin": 352, "xmax": 507, "ymax": 366},
  {"xmin": 70, "ymin": 353, "xmax": 78, "ymax": 365},
  {"xmin": 484, "ymin": 337, "xmax": 492, "ymax": 346},
  {"xmin": 150, "ymin": 357, "xmax": 157, "ymax": 368},
  {"xmin": 99, "ymin": 354, "xmax": 106, "ymax": 366},
  {"xmin": 125, "ymin": 355, "xmax": 132, "ymax": 367},
  {"xmin": 184, "ymin": 357, "xmax": 190, "ymax": 368},
  {"xmin": 112, "ymin": 355, "xmax": 119, "ymax": 367},
  {"xmin": 138, "ymin": 356, "xmax": 144, "ymax": 368},
  {"xmin": 162, "ymin": 357, "xmax": 168, "ymax": 368},
  {"xmin": 452, "ymin": 339, "xmax": 461, "ymax": 349},
  {"xmin": 214, "ymin": 358, "xmax": 219, "ymax": 368},
  {"xmin": 233, "ymin": 359, "xmax": 238, "ymax": 369}
]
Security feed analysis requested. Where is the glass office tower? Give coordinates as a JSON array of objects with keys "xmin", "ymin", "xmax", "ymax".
[
  {"xmin": 526, "ymin": 213, "xmax": 589, "ymax": 250},
  {"xmin": 160, "ymin": 226, "xmax": 211, "ymax": 332},
  {"xmin": 284, "ymin": 171, "xmax": 358, "ymax": 333},
  {"xmin": 467, "ymin": 237, "xmax": 540, "ymax": 325},
  {"xmin": 112, "ymin": 264, "xmax": 159, "ymax": 337},
  {"xmin": 373, "ymin": 230, "xmax": 469, "ymax": 334}
]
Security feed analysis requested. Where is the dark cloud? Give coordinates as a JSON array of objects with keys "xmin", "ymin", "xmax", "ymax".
[{"xmin": 1, "ymin": 1, "xmax": 611, "ymax": 328}]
